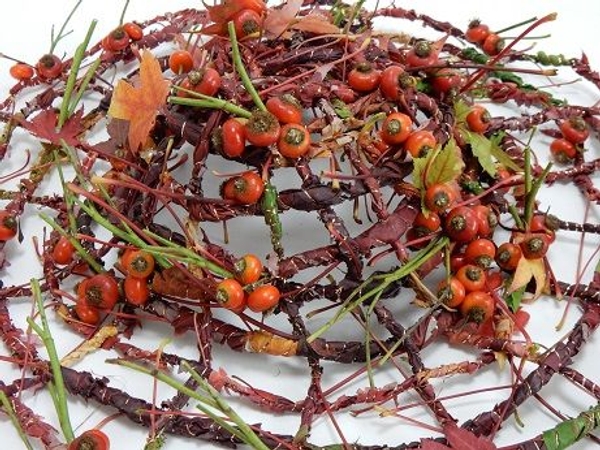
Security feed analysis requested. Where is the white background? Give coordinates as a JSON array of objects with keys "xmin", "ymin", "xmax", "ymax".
[{"xmin": 1, "ymin": 1, "xmax": 600, "ymax": 449}]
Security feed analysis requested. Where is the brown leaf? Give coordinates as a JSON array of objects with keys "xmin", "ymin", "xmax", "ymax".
[
  {"xmin": 291, "ymin": 13, "xmax": 340, "ymax": 34},
  {"xmin": 107, "ymin": 51, "xmax": 170, "ymax": 152},
  {"xmin": 20, "ymin": 109, "xmax": 84, "ymax": 146},
  {"xmin": 263, "ymin": 0, "xmax": 303, "ymax": 37}
]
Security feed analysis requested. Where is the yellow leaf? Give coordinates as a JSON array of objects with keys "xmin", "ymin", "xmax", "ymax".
[
  {"xmin": 108, "ymin": 51, "xmax": 170, "ymax": 152},
  {"xmin": 508, "ymin": 257, "xmax": 547, "ymax": 300}
]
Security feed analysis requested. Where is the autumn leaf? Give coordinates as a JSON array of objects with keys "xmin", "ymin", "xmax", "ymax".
[
  {"xmin": 509, "ymin": 256, "xmax": 548, "ymax": 299},
  {"xmin": 412, "ymin": 137, "xmax": 465, "ymax": 190},
  {"xmin": 20, "ymin": 109, "xmax": 84, "ymax": 146},
  {"xmin": 108, "ymin": 51, "xmax": 170, "ymax": 152}
]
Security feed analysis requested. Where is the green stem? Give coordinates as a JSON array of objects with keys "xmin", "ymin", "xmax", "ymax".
[
  {"xmin": 49, "ymin": 0, "xmax": 84, "ymax": 54},
  {"xmin": 27, "ymin": 279, "xmax": 74, "ymax": 442},
  {"xmin": 54, "ymin": 153, "xmax": 77, "ymax": 234},
  {"xmin": 182, "ymin": 362, "xmax": 270, "ymax": 450},
  {"xmin": 58, "ymin": 20, "xmax": 97, "ymax": 128},
  {"xmin": 39, "ymin": 212, "xmax": 104, "ymax": 274},
  {"xmin": 524, "ymin": 146, "xmax": 532, "ymax": 196},
  {"xmin": 307, "ymin": 237, "xmax": 448, "ymax": 343},
  {"xmin": 508, "ymin": 204, "xmax": 525, "ymax": 230},
  {"xmin": 73, "ymin": 196, "xmax": 232, "ymax": 278},
  {"xmin": 494, "ymin": 16, "xmax": 537, "ymax": 35},
  {"xmin": 68, "ymin": 57, "xmax": 102, "ymax": 118},
  {"xmin": 343, "ymin": 0, "xmax": 367, "ymax": 34},
  {"xmin": 168, "ymin": 92, "xmax": 252, "ymax": 118},
  {"xmin": 524, "ymin": 162, "xmax": 552, "ymax": 227},
  {"xmin": 109, "ymin": 359, "xmax": 263, "ymax": 447},
  {"xmin": 227, "ymin": 21, "xmax": 266, "ymax": 111},
  {"xmin": 0, "ymin": 392, "xmax": 35, "ymax": 450},
  {"xmin": 119, "ymin": 0, "xmax": 131, "ymax": 26}
]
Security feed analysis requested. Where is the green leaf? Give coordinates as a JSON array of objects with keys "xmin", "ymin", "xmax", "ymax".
[
  {"xmin": 331, "ymin": 98, "xmax": 352, "ymax": 119},
  {"xmin": 464, "ymin": 130, "xmax": 497, "ymax": 177},
  {"xmin": 489, "ymin": 132, "xmax": 522, "ymax": 172},
  {"xmin": 424, "ymin": 138, "xmax": 465, "ymax": 188},
  {"xmin": 453, "ymin": 99, "xmax": 471, "ymax": 123},
  {"xmin": 505, "ymin": 285, "xmax": 526, "ymax": 312},
  {"xmin": 412, "ymin": 155, "xmax": 428, "ymax": 191}
]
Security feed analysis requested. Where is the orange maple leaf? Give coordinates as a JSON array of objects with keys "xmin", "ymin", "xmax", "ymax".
[{"xmin": 107, "ymin": 51, "xmax": 170, "ymax": 152}]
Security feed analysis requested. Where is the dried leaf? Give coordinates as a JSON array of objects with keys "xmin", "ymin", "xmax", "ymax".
[
  {"xmin": 263, "ymin": 0, "xmax": 302, "ymax": 36},
  {"xmin": 108, "ymin": 51, "xmax": 170, "ymax": 152},
  {"xmin": 464, "ymin": 130, "xmax": 497, "ymax": 177},
  {"xmin": 152, "ymin": 266, "xmax": 207, "ymax": 300},
  {"xmin": 291, "ymin": 13, "xmax": 340, "ymax": 34},
  {"xmin": 60, "ymin": 325, "xmax": 119, "ymax": 367},
  {"xmin": 20, "ymin": 109, "xmax": 84, "ymax": 146},
  {"xmin": 509, "ymin": 256, "xmax": 548, "ymax": 299},
  {"xmin": 444, "ymin": 424, "xmax": 497, "ymax": 450}
]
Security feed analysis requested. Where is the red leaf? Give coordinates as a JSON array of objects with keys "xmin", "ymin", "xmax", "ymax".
[
  {"xmin": 421, "ymin": 439, "xmax": 452, "ymax": 450},
  {"xmin": 444, "ymin": 424, "xmax": 497, "ymax": 450},
  {"xmin": 20, "ymin": 109, "xmax": 84, "ymax": 146}
]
